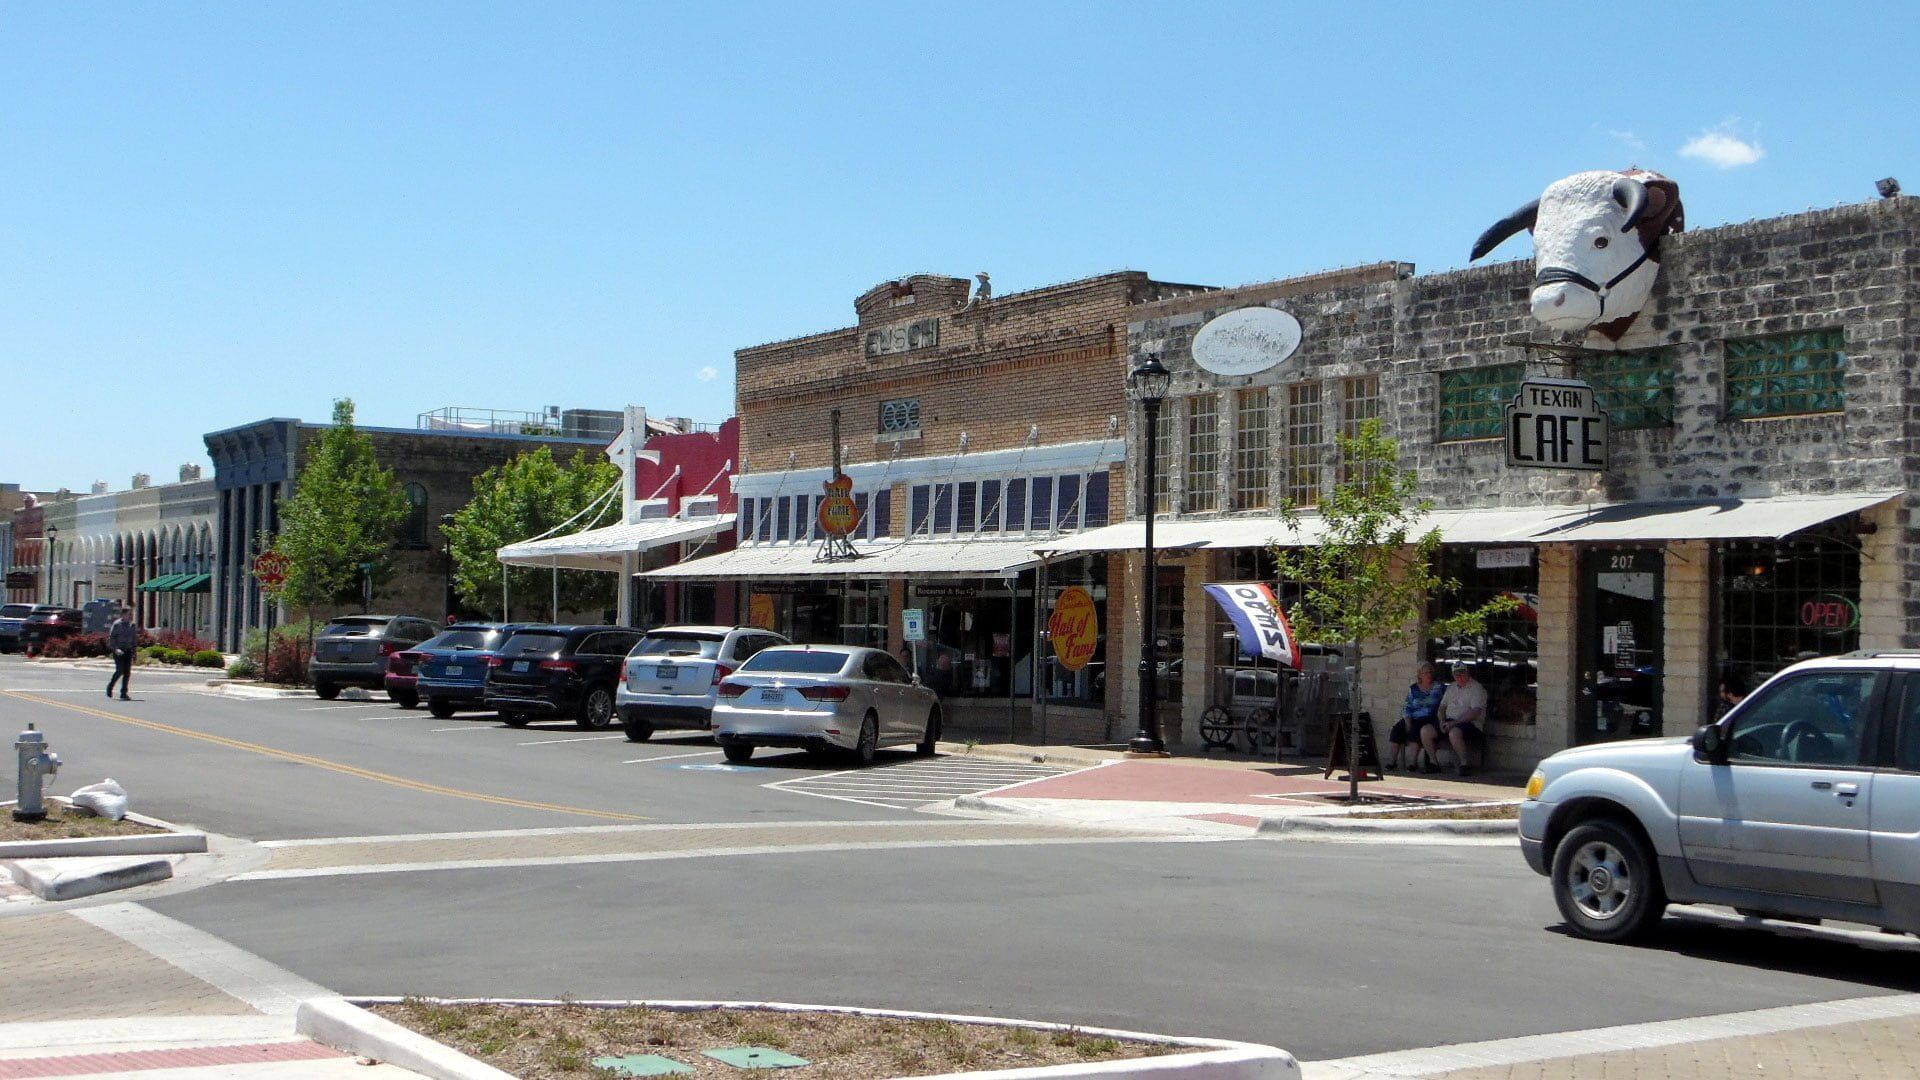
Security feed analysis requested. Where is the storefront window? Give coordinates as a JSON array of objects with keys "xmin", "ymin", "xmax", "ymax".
[
  {"xmin": 1154, "ymin": 568, "xmax": 1183, "ymax": 704},
  {"xmin": 910, "ymin": 579, "xmax": 1026, "ymax": 699},
  {"xmin": 1039, "ymin": 556, "xmax": 1106, "ymax": 706},
  {"xmin": 1427, "ymin": 547, "xmax": 1539, "ymax": 725},
  {"xmin": 1717, "ymin": 525, "xmax": 1861, "ymax": 688}
]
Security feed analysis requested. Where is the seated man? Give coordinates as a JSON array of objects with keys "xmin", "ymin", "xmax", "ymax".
[
  {"xmin": 1387, "ymin": 663, "xmax": 1445, "ymax": 771},
  {"xmin": 1423, "ymin": 666, "xmax": 1488, "ymax": 776}
]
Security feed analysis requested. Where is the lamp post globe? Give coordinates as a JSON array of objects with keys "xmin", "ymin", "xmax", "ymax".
[{"xmin": 1126, "ymin": 356, "xmax": 1172, "ymax": 756}]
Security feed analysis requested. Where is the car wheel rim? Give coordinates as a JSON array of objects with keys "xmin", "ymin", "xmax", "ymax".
[
  {"xmin": 589, "ymin": 694, "xmax": 611, "ymax": 726},
  {"xmin": 861, "ymin": 719, "xmax": 876, "ymax": 754},
  {"xmin": 1568, "ymin": 840, "xmax": 1632, "ymax": 920}
]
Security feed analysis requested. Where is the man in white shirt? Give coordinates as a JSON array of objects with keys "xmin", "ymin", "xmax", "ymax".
[{"xmin": 1422, "ymin": 666, "xmax": 1488, "ymax": 776}]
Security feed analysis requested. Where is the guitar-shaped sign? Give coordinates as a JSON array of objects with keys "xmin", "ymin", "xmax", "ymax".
[{"xmin": 818, "ymin": 472, "xmax": 861, "ymax": 540}]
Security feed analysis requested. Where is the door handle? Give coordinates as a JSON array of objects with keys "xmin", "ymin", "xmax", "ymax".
[{"xmin": 1835, "ymin": 783, "xmax": 1860, "ymax": 797}]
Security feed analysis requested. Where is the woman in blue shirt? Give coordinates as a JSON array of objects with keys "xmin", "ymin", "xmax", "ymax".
[{"xmin": 1387, "ymin": 662, "xmax": 1446, "ymax": 771}]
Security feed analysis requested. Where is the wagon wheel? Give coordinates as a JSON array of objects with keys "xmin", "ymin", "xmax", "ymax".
[
  {"xmin": 1199, "ymin": 706, "xmax": 1238, "ymax": 748},
  {"xmin": 1244, "ymin": 707, "xmax": 1276, "ymax": 756}
]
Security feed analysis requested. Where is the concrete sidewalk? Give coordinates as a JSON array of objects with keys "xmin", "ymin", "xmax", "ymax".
[{"xmin": 0, "ymin": 907, "xmax": 417, "ymax": 1078}]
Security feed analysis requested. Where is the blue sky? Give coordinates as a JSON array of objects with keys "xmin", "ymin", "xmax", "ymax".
[{"xmin": 4, "ymin": 2, "xmax": 1914, "ymax": 491}]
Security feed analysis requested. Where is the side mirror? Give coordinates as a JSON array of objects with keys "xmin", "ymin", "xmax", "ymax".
[{"xmin": 1692, "ymin": 724, "xmax": 1726, "ymax": 761}]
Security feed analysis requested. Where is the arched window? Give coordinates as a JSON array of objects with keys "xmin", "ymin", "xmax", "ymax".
[{"xmin": 401, "ymin": 484, "xmax": 430, "ymax": 548}]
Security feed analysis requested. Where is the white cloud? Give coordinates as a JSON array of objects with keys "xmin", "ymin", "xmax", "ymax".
[
  {"xmin": 1605, "ymin": 128, "xmax": 1646, "ymax": 152},
  {"xmin": 696, "ymin": 365, "xmax": 718, "ymax": 382},
  {"xmin": 1679, "ymin": 122, "xmax": 1765, "ymax": 168}
]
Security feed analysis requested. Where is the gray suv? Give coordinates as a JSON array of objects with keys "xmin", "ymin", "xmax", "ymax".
[
  {"xmin": 1522, "ymin": 652, "xmax": 1920, "ymax": 943},
  {"xmin": 310, "ymin": 615, "xmax": 437, "ymax": 700}
]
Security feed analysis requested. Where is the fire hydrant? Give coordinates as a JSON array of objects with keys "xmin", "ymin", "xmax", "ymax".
[{"xmin": 13, "ymin": 725, "xmax": 61, "ymax": 823}]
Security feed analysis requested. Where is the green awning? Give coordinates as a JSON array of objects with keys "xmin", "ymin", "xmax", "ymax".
[
  {"xmin": 136, "ymin": 573, "xmax": 187, "ymax": 592},
  {"xmin": 168, "ymin": 573, "xmax": 212, "ymax": 593}
]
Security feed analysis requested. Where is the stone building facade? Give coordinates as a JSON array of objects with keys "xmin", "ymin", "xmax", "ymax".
[
  {"xmin": 654, "ymin": 270, "xmax": 1206, "ymax": 740},
  {"xmin": 1099, "ymin": 194, "xmax": 1916, "ymax": 769},
  {"xmin": 204, "ymin": 417, "xmax": 605, "ymax": 650}
]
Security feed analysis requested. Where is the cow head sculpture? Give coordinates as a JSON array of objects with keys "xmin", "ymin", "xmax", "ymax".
[{"xmin": 1471, "ymin": 169, "xmax": 1685, "ymax": 342}]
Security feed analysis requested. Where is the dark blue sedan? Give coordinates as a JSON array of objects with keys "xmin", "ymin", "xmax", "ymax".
[{"xmin": 408, "ymin": 623, "xmax": 525, "ymax": 718}]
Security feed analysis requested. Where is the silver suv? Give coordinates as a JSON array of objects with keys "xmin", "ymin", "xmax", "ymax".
[
  {"xmin": 1522, "ymin": 652, "xmax": 1920, "ymax": 943},
  {"xmin": 616, "ymin": 625, "xmax": 789, "ymax": 742}
]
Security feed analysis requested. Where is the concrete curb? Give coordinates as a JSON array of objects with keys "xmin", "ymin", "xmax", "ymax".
[
  {"xmin": 0, "ymin": 805, "xmax": 209, "ymax": 860},
  {"xmin": 304, "ymin": 997, "xmax": 1299, "ymax": 1080},
  {"xmin": 205, "ymin": 680, "xmax": 317, "ymax": 700},
  {"xmin": 939, "ymin": 742, "xmax": 1123, "ymax": 770},
  {"xmin": 5, "ymin": 854, "xmax": 174, "ymax": 900},
  {"xmin": 1258, "ymin": 813, "xmax": 1518, "ymax": 842}
]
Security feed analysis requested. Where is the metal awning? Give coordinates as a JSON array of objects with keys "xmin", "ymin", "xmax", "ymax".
[
  {"xmin": 1034, "ymin": 506, "xmax": 1570, "ymax": 555},
  {"xmin": 1528, "ymin": 491, "xmax": 1900, "ymax": 543},
  {"xmin": 645, "ymin": 537, "xmax": 1046, "ymax": 581},
  {"xmin": 167, "ymin": 573, "xmax": 212, "ymax": 593},
  {"xmin": 497, "ymin": 515, "xmax": 736, "ymax": 572},
  {"xmin": 136, "ymin": 573, "xmax": 188, "ymax": 592}
]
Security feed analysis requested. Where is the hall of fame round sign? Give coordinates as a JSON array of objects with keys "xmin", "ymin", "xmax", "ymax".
[{"xmin": 1190, "ymin": 307, "xmax": 1302, "ymax": 377}]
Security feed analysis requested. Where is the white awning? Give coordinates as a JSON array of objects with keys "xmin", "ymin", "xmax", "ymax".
[
  {"xmin": 1034, "ymin": 506, "xmax": 1568, "ymax": 555},
  {"xmin": 1529, "ymin": 491, "xmax": 1899, "ymax": 543},
  {"xmin": 645, "ymin": 536, "xmax": 1044, "ymax": 580},
  {"xmin": 497, "ymin": 515, "xmax": 735, "ymax": 572}
]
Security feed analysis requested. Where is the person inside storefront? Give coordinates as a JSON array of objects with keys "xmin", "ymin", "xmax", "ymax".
[
  {"xmin": 1716, "ymin": 668, "xmax": 1750, "ymax": 719},
  {"xmin": 1387, "ymin": 662, "xmax": 1446, "ymax": 771},
  {"xmin": 1423, "ymin": 665, "xmax": 1488, "ymax": 776}
]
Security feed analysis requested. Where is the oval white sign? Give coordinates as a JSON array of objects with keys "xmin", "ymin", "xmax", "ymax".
[{"xmin": 1191, "ymin": 307, "xmax": 1302, "ymax": 377}]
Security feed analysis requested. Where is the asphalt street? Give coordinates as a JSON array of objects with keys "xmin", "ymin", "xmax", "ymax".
[{"xmin": 5, "ymin": 654, "xmax": 1917, "ymax": 1063}]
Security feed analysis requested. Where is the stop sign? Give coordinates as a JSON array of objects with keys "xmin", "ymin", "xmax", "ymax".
[{"xmin": 252, "ymin": 551, "xmax": 290, "ymax": 588}]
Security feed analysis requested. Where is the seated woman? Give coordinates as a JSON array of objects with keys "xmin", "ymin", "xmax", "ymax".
[{"xmin": 1387, "ymin": 663, "xmax": 1446, "ymax": 771}]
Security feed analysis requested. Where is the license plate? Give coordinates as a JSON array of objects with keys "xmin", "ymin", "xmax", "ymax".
[
  {"xmin": 333, "ymin": 644, "xmax": 351, "ymax": 656},
  {"xmin": 513, "ymin": 661, "xmax": 530, "ymax": 673},
  {"xmin": 446, "ymin": 666, "xmax": 462, "ymax": 676},
  {"xmin": 759, "ymin": 689, "xmax": 783, "ymax": 703},
  {"xmin": 656, "ymin": 665, "xmax": 678, "ymax": 679}
]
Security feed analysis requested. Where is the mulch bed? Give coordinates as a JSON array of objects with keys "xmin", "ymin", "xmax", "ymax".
[
  {"xmin": 0, "ymin": 803, "xmax": 162, "ymax": 842},
  {"xmin": 1349, "ymin": 803, "xmax": 1519, "ymax": 820},
  {"xmin": 373, "ymin": 1000, "xmax": 1175, "ymax": 1078}
]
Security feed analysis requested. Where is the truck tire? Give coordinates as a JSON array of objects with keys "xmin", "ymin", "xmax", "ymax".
[{"xmin": 1551, "ymin": 819, "xmax": 1666, "ymax": 943}]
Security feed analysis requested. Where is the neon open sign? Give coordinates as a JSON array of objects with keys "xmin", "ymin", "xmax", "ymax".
[{"xmin": 1799, "ymin": 594, "xmax": 1860, "ymax": 634}]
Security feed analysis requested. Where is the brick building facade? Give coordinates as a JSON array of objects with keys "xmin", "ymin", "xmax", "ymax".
[{"xmin": 1086, "ymin": 194, "xmax": 1916, "ymax": 769}]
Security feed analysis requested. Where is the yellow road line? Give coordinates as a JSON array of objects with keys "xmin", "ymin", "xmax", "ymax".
[{"xmin": 3, "ymin": 692, "xmax": 643, "ymax": 823}]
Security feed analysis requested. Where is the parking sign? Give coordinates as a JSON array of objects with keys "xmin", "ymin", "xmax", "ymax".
[{"xmin": 902, "ymin": 608, "xmax": 926, "ymax": 643}]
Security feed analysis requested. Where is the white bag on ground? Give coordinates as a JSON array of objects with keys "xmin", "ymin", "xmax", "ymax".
[{"xmin": 67, "ymin": 779, "xmax": 128, "ymax": 820}]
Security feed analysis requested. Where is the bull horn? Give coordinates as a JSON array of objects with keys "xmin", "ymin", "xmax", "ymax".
[
  {"xmin": 1613, "ymin": 176, "xmax": 1649, "ymax": 232},
  {"xmin": 1469, "ymin": 199, "xmax": 1539, "ymax": 260}
]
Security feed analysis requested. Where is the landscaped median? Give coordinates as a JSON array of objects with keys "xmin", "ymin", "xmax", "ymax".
[
  {"xmin": 297, "ymin": 997, "xmax": 1300, "ymax": 1079},
  {"xmin": 0, "ymin": 802, "xmax": 209, "ymax": 900},
  {"xmin": 1256, "ymin": 801, "xmax": 1519, "ymax": 844}
]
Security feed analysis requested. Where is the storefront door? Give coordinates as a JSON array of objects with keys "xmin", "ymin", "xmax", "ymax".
[{"xmin": 1577, "ymin": 547, "xmax": 1664, "ymax": 744}]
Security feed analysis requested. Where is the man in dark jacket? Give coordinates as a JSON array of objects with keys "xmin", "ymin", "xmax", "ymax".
[{"xmin": 106, "ymin": 608, "xmax": 139, "ymax": 700}]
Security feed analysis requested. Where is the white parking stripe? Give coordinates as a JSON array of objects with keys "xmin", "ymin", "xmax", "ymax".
[
  {"xmin": 765, "ymin": 756, "xmax": 1077, "ymax": 810},
  {"xmin": 516, "ymin": 734, "xmax": 628, "ymax": 746},
  {"xmin": 623, "ymin": 749, "xmax": 725, "ymax": 764}
]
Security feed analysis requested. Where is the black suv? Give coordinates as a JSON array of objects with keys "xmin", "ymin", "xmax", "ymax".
[
  {"xmin": 310, "ymin": 615, "xmax": 439, "ymax": 700},
  {"xmin": 484, "ymin": 625, "xmax": 643, "ymax": 730},
  {"xmin": 20, "ymin": 607, "xmax": 85, "ymax": 654}
]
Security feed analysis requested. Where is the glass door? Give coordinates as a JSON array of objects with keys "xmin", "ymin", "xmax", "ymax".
[{"xmin": 1578, "ymin": 547, "xmax": 1664, "ymax": 743}]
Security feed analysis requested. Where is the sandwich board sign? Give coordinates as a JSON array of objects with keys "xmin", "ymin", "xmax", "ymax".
[{"xmin": 1505, "ymin": 378, "xmax": 1608, "ymax": 472}]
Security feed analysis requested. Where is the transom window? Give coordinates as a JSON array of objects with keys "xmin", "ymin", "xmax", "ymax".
[
  {"xmin": 741, "ymin": 489, "xmax": 890, "ymax": 543},
  {"xmin": 1725, "ymin": 330, "xmax": 1846, "ymax": 420},
  {"xmin": 879, "ymin": 397, "xmax": 922, "ymax": 433},
  {"xmin": 1185, "ymin": 395, "xmax": 1220, "ymax": 513},
  {"xmin": 1438, "ymin": 364, "xmax": 1523, "ymax": 442},
  {"xmin": 908, "ymin": 473, "xmax": 1108, "ymax": 537},
  {"xmin": 1233, "ymin": 389, "xmax": 1270, "ymax": 511},
  {"xmin": 1585, "ymin": 350, "xmax": 1673, "ymax": 431}
]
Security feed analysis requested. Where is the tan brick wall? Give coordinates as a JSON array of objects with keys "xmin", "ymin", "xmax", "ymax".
[
  {"xmin": 1662, "ymin": 540, "xmax": 1711, "ymax": 735},
  {"xmin": 1517, "ymin": 544, "xmax": 1578, "ymax": 767},
  {"xmin": 1860, "ymin": 498, "xmax": 1905, "ymax": 650}
]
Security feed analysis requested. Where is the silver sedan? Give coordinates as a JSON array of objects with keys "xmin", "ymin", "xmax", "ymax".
[{"xmin": 712, "ymin": 645, "xmax": 942, "ymax": 766}]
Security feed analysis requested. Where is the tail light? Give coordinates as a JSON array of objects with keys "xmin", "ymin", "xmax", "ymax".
[
  {"xmin": 798, "ymin": 685, "xmax": 850, "ymax": 702},
  {"xmin": 539, "ymin": 659, "xmax": 577, "ymax": 673},
  {"xmin": 485, "ymin": 655, "xmax": 506, "ymax": 668},
  {"xmin": 716, "ymin": 681, "xmax": 749, "ymax": 698},
  {"xmin": 711, "ymin": 664, "xmax": 734, "ymax": 686},
  {"xmin": 379, "ymin": 641, "xmax": 401, "ymax": 657}
]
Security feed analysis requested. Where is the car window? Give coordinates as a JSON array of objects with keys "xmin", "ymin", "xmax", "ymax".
[
  {"xmin": 733, "ymin": 635, "xmax": 773, "ymax": 662},
  {"xmin": 404, "ymin": 620, "xmax": 435, "ymax": 640},
  {"xmin": 875, "ymin": 653, "xmax": 913, "ymax": 684},
  {"xmin": 739, "ymin": 650, "xmax": 852, "ymax": 676},
  {"xmin": 421, "ymin": 629, "xmax": 499, "ymax": 651},
  {"xmin": 323, "ymin": 618, "xmax": 387, "ymax": 637},
  {"xmin": 1894, "ymin": 676, "xmax": 1920, "ymax": 772},
  {"xmin": 606, "ymin": 632, "xmax": 642, "ymax": 655},
  {"xmin": 500, "ymin": 632, "xmax": 568, "ymax": 659},
  {"xmin": 0, "ymin": 605, "xmax": 31, "ymax": 619},
  {"xmin": 1728, "ymin": 670, "xmax": 1878, "ymax": 767},
  {"xmin": 633, "ymin": 634, "xmax": 724, "ymax": 660},
  {"xmin": 577, "ymin": 633, "xmax": 613, "ymax": 656}
]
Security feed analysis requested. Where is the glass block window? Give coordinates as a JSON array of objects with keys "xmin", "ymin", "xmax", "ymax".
[
  {"xmin": 1152, "ymin": 406, "xmax": 1177, "ymax": 515},
  {"xmin": 1725, "ymin": 330, "xmax": 1846, "ymax": 419},
  {"xmin": 1285, "ymin": 382, "xmax": 1322, "ymax": 508},
  {"xmin": 1185, "ymin": 394, "xmax": 1220, "ymax": 513},
  {"xmin": 1438, "ymin": 364, "xmax": 1522, "ymax": 442},
  {"xmin": 1585, "ymin": 350, "xmax": 1674, "ymax": 430},
  {"xmin": 1232, "ymin": 388, "xmax": 1270, "ymax": 511}
]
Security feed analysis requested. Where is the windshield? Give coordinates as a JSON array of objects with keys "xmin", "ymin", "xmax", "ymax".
[
  {"xmin": 739, "ymin": 650, "xmax": 851, "ymax": 676},
  {"xmin": 0, "ymin": 605, "xmax": 31, "ymax": 619},
  {"xmin": 500, "ymin": 632, "xmax": 568, "ymax": 659},
  {"xmin": 421, "ymin": 629, "xmax": 502, "ymax": 651},
  {"xmin": 631, "ymin": 635, "xmax": 723, "ymax": 660},
  {"xmin": 322, "ymin": 618, "xmax": 387, "ymax": 637}
]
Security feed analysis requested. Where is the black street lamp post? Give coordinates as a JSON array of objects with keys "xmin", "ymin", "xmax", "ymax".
[
  {"xmin": 43, "ymin": 525, "xmax": 59, "ymax": 607},
  {"xmin": 440, "ymin": 514, "xmax": 457, "ymax": 623},
  {"xmin": 1127, "ymin": 356, "xmax": 1172, "ymax": 756}
]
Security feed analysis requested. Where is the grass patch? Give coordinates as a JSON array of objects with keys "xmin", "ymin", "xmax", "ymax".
[
  {"xmin": 373, "ymin": 1001, "xmax": 1174, "ymax": 1079},
  {"xmin": 1350, "ymin": 803, "xmax": 1519, "ymax": 820},
  {"xmin": 0, "ymin": 803, "xmax": 163, "ymax": 842}
]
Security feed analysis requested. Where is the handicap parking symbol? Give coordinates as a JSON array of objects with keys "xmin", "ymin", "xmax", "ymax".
[{"xmin": 681, "ymin": 763, "xmax": 743, "ymax": 772}]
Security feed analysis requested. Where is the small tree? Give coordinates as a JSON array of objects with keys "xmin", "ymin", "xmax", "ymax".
[
  {"xmin": 273, "ymin": 399, "xmax": 411, "ymax": 613},
  {"xmin": 446, "ymin": 447, "xmax": 619, "ymax": 620},
  {"xmin": 1269, "ymin": 419, "xmax": 1515, "ymax": 798}
]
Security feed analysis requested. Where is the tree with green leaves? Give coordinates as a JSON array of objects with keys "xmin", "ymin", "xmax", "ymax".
[
  {"xmin": 272, "ymin": 399, "xmax": 410, "ymax": 613},
  {"xmin": 1269, "ymin": 419, "xmax": 1515, "ymax": 796},
  {"xmin": 446, "ymin": 447, "xmax": 620, "ymax": 620}
]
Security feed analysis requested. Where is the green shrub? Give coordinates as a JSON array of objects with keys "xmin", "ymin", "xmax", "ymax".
[
  {"xmin": 226, "ymin": 656, "xmax": 259, "ymax": 679},
  {"xmin": 157, "ymin": 647, "xmax": 191, "ymax": 665},
  {"xmin": 193, "ymin": 650, "xmax": 225, "ymax": 668}
]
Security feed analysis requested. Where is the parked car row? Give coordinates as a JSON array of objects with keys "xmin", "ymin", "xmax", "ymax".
[
  {"xmin": 316, "ymin": 617, "xmax": 944, "ymax": 768},
  {"xmin": 0, "ymin": 604, "xmax": 86, "ymax": 654}
]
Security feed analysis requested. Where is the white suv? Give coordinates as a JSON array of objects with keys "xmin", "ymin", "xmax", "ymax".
[
  {"xmin": 1521, "ymin": 652, "xmax": 1920, "ymax": 944},
  {"xmin": 616, "ymin": 626, "xmax": 788, "ymax": 742}
]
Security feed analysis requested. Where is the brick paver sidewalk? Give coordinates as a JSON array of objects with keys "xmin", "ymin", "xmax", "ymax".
[{"xmin": 1430, "ymin": 1013, "xmax": 1920, "ymax": 1079}]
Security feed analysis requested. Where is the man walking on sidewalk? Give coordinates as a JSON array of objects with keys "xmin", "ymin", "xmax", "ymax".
[{"xmin": 106, "ymin": 607, "xmax": 139, "ymax": 701}]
